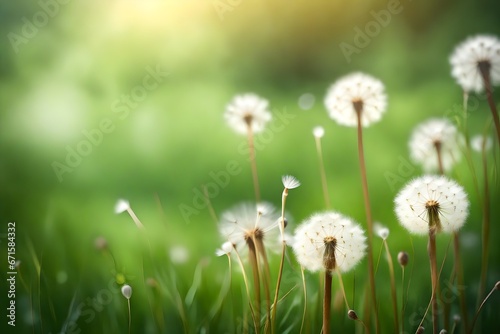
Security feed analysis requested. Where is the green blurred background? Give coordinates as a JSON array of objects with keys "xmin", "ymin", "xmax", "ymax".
[{"xmin": 1, "ymin": 0, "xmax": 499, "ymax": 333}]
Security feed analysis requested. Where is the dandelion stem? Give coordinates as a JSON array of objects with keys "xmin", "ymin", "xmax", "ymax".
[
  {"xmin": 323, "ymin": 271, "xmax": 333, "ymax": 334},
  {"xmin": 428, "ymin": 229, "xmax": 439, "ymax": 334},
  {"xmin": 126, "ymin": 207, "xmax": 144, "ymax": 230},
  {"xmin": 434, "ymin": 141, "xmax": 445, "ymax": 175},
  {"xmin": 247, "ymin": 239, "xmax": 261, "ymax": 334},
  {"xmin": 300, "ymin": 266, "xmax": 307, "ymax": 334},
  {"xmin": 469, "ymin": 282, "xmax": 500, "ymax": 334},
  {"xmin": 355, "ymin": 110, "xmax": 379, "ymax": 333},
  {"xmin": 401, "ymin": 264, "xmax": 406, "ymax": 334},
  {"xmin": 271, "ymin": 189, "xmax": 288, "ymax": 334},
  {"xmin": 478, "ymin": 61, "xmax": 500, "ymax": 145},
  {"xmin": 127, "ymin": 299, "xmax": 131, "ymax": 334},
  {"xmin": 453, "ymin": 231, "xmax": 469, "ymax": 331},
  {"xmin": 478, "ymin": 133, "xmax": 491, "ymax": 309},
  {"xmin": 234, "ymin": 248, "xmax": 257, "ymax": 331},
  {"xmin": 383, "ymin": 240, "xmax": 399, "ymax": 333},
  {"xmin": 315, "ymin": 135, "xmax": 331, "ymax": 209},
  {"xmin": 271, "ymin": 240, "xmax": 288, "ymax": 333},
  {"xmin": 255, "ymin": 238, "xmax": 272, "ymax": 332},
  {"xmin": 246, "ymin": 125, "xmax": 261, "ymax": 203}
]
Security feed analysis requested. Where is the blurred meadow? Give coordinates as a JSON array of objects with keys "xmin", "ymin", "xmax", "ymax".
[{"xmin": 1, "ymin": 0, "xmax": 500, "ymax": 333}]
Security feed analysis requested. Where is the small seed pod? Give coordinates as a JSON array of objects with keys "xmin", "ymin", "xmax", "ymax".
[
  {"xmin": 416, "ymin": 326, "xmax": 425, "ymax": 334},
  {"xmin": 347, "ymin": 310, "xmax": 358, "ymax": 320},
  {"xmin": 94, "ymin": 236, "xmax": 108, "ymax": 251},
  {"xmin": 495, "ymin": 281, "xmax": 500, "ymax": 290},
  {"xmin": 398, "ymin": 251, "xmax": 409, "ymax": 267},
  {"xmin": 121, "ymin": 284, "xmax": 132, "ymax": 300},
  {"xmin": 453, "ymin": 314, "xmax": 461, "ymax": 323}
]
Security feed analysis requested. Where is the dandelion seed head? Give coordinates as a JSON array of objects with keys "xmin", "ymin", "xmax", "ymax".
[
  {"xmin": 313, "ymin": 126, "xmax": 325, "ymax": 138},
  {"xmin": 374, "ymin": 223, "xmax": 389, "ymax": 240},
  {"xmin": 219, "ymin": 202, "xmax": 281, "ymax": 255},
  {"xmin": 450, "ymin": 35, "xmax": 500, "ymax": 93},
  {"xmin": 324, "ymin": 72, "xmax": 387, "ymax": 128},
  {"xmin": 224, "ymin": 93, "xmax": 272, "ymax": 135},
  {"xmin": 114, "ymin": 199, "xmax": 130, "ymax": 214},
  {"xmin": 282, "ymin": 175, "xmax": 301, "ymax": 189},
  {"xmin": 292, "ymin": 211, "xmax": 367, "ymax": 273},
  {"xmin": 215, "ymin": 241, "xmax": 234, "ymax": 257},
  {"xmin": 409, "ymin": 118, "xmax": 463, "ymax": 173},
  {"xmin": 394, "ymin": 175, "xmax": 469, "ymax": 235}
]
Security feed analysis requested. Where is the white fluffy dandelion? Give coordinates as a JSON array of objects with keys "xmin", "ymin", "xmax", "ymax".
[
  {"xmin": 394, "ymin": 175, "xmax": 469, "ymax": 235},
  {"xmin": 450, "ymin": 35, "xmax": 500, "ymax": 93},
  {"xmin": 324, "ymin": 72, "xmax": 387, "ymax": 127},
  {"xmin": 409, "ymin": 118, "xmax": 463, "ymax": 173},
  {"xmin": 218, "ymin": 202, "xmax": 280, "ymax": 253},
  {"xmin": 224, "ymin": 93, "xmax": 272, "ymax": 135},
  {"xmin": 292, "ymin": 211, "xmax": 367, "ymax": 273}
]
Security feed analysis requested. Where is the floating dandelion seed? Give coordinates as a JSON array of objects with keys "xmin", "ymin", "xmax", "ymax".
[
  {"xmin": 224, "ymin": 93, "xmax": 272, "ymax": 135},
  {"xmin": 450, "ymin": 35, "xmax": 500, "ymax": 93},
  {"xmin": 394, "ymin": 175, "xmax": 469, "ymax": 234},
  {"xmin": 292, "ymin": 211, "xmax": 367, "ymax": 273},
  {"xmin": 409, "ymin": 118, "xmax": 463, "ymax": 173},
  {"xmin": 324, "ymin": 72, "xmax": 387, "ymax": 128}
]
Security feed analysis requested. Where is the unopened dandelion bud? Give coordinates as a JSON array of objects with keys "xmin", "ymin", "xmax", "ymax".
[
  {"xmin": 398, "ymin": 251, "xmax": 409, "ymax": 267},
  {"xmin": 94, "ymin": 236, "xmax": 108, "ymax": 251},
  {"xmin": 416, "ymin": 326, "xmax": 425, "ymax": 333},
  {"xmin": 348, "ymin": 310, "xmax": 358, "ymax": 320},
  {"xmin": 146, "ymin": 278, "xmax": 158, "ymax": 289},
  {"xmin": 121, "ymin": 284, "xmax": 132, "ymax": 300}
]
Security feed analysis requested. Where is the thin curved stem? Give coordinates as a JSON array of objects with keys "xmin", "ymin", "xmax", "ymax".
[
  {"xmin": 246, "ymin": 125, "xmax": 261, "ymax": 203},
  {"xmin": 356, "ymin": 110, "xmax": 379, "ymax": 333},
  {"xmin": 315, "ymin": 136, "xmax": 331, "ymax": 209}
]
